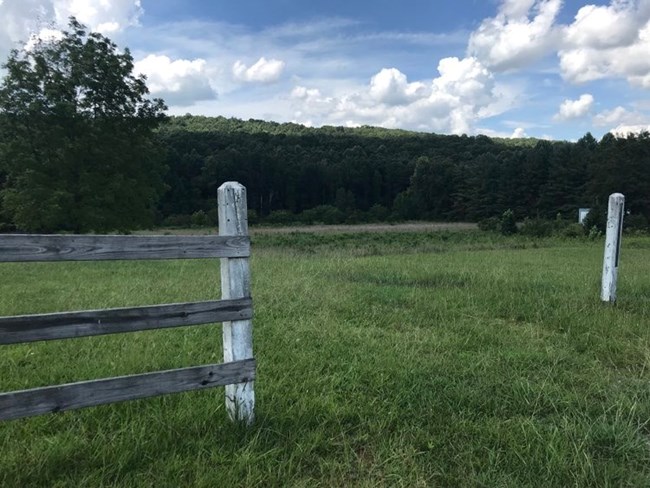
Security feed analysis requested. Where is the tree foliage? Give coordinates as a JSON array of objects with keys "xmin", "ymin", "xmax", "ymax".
[
  {"xmin": 156, "ymin": 117, "xmax": 650, "ymax": 227},
  {"xmin": 0, "ymin": 18, "xmax": 167, "ymax": 232}
]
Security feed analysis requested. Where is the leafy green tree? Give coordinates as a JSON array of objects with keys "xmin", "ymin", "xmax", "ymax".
[{"xmin": 0, "ymin": 18, "xmax": 167, "ymax": 232}]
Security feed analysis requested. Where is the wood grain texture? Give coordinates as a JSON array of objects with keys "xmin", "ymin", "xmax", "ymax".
[
  {"xmin": 0, "ymin": 234, "xmax": 250, "ymax": 262},
  {"xmin": 0, "ymin": 299, "xmax": 253, "ymax": 344},
  {"xmin": 218, "ymin": 182, "xmax": 255, "ymax": 424},
  {"xmin": 0, "ymin": 359, "xmax": 256, "ymax": 421}
]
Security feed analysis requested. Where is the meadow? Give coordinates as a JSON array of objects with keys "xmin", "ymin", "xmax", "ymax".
[{"xmin": 1, "ymin": 230, "xmax": 649, "ymax": 487}]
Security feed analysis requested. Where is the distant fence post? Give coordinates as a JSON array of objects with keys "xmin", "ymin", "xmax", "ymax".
[
  {"xmin": 601, "ymin": 193, "xmax": 625, "ymax": 303},
  {"xmin": 218, "ymin": 182, "xmax": 255, "ymax": 424}
]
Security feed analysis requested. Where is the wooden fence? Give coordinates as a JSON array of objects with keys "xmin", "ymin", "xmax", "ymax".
[{"xmin": 0, "ymin": 181, "xmax": 255, "ymax": 424}]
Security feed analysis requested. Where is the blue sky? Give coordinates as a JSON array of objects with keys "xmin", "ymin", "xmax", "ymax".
[{"xmin": 2, "ymin": 0, "xmax": 650, "ymax": 140}]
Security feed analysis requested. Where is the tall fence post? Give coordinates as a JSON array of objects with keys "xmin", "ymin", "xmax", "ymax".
[
  {"xmin": 218, "ymin": 182, "xmax": 254, "ymax": 424},
  {"xmin": 601, "ymin": 193, "xmax": 625, "ymax": 303}
]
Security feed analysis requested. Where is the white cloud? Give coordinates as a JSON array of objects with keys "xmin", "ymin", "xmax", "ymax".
[
  {"xmin": 0, "ymin": 0, "xmax": 142, "ymax": 60},
  {"xmin": 24, "ymin": 27, "xmax": 64, "ymax": 51},
  {"xmin": 290, "ymin": 57, "xmax": 504, "ymax": 135},
  {"xmin": 0, "ymin": 0, "xmax": 49, "ymax": 56},
  {"xmin": 472, "ymin": 125, "xmax": 531, "ymax": 138},
  {"xmin": 233, "ymin": 57, "xmax": 285, "ymax": 83},
  {"xmin": 563, "ymin": 2, "xmax": 645, "ymax": 49},
  {"xmin": 291, "ymin": 86, "xmax": 322, "ymax": 100},
  {"xmin": 134, "ymin": 54, "xmax": 217, "ymax": 105},
  {"xmin": 52, "ymin": 0, "xmax": 143, "ymax": 34},
  {"xmin": 465, "ymin": 0, "xmax": 650, "ymax": 90},
  {"xmin": 369, "ymin": 68, "xmax": 430, "ymax": 105},
  {"xmin": 511, "ymin": 127, "xmax": 528, "ymax": 138},
  {"xmin": 467, "ymin": 0, "xmax": 562, "ymax": 70},
  {"xmin": 559, "ymin": 2, "xmax": 650, "ymax": 86},
  {"xmin": 593, "ymin": 105, "xmax": 648, "ymax": 127},
  {"xmin": 290, "ymin": 85, "xmax": 336, "ymax": 118},
  {"xmin": 610, "ymin": 124, "xmax": 650, "ymax": 136},
  {"xmin": 554, "ymin": 93, "xmax": 594, "ymax": 120}
]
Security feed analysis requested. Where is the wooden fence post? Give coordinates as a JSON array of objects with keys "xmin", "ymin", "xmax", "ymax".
[
  {"xmin": 601, "ymin": 192, "xmax": 625, "ymax": 303},
  {"xmin": 218, "ymin": 182, "xmax": 255, "ymax": 424}
]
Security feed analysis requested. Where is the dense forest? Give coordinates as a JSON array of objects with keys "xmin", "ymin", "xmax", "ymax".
[
  {"xmin": 155, "ymin": 115, "xmax": 650, "ymax": 228},
  {"xmin": 1, "ymin": 111, "xmax": 649, "ymax": 232}
]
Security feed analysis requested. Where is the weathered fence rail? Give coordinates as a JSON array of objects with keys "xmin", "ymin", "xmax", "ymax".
[
  {"xmin": 0, "ymin": 234, "xmax": 249, "ymax": 262},
  {"xmin": 0, "ymin": 181, "xmax": 255, "ymax": 424}
]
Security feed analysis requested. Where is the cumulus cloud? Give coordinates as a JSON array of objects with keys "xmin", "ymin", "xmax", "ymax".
[
  {"xmin": 455, "ymin": 0, "xmax": 650, "ymax": 95},
  {"xmin": 0, "ymin": 0, "xmax": 48, "ymax": 56},
  {"xmin": 291, "ymin": 86, "xmax": 322, "ymax": 100},
  {"xmin": 135, "ymin": 54, "xmax": 217, "ymax": 106},
  {"xmin": 467, "ymin": 0, "xmax": 562, "ymax": 70},
  {"xmin": 369, "ymin": 68, "xmax": 430, "ymax": 105},
  {"xmin": 593, "ymin": 105, "xmax": 648, "ymax": 127},
  {"xmin": 465, "ymin": 0, "xmax": 650, "ymax": 90},
  {"xmin": 511, "ymin": 127, "xmax": 528, "ymax": 138},
  {"xmin": 0, "ymin": 0, "xmax": 143, "ymax": 59},
  {"xmin": 610, "ymin": 124, "xmax": 650, "ymax": 136},
  {"xmin": 52, "ymin": 0, "xmax": 143, "ymax": 34},
  {"xmin": 290, "ymin": 85, "xmax": 336, "ymax": 120},
  {"xmin": 554, "ymin": 93, "xmax": 594, "ymax": 120},
  {"xmin": 291, "ymin": 57, "xmax": 505, "ymax": 135},
  {"xmin": 563, "ymin": 1, "xmax": 645, "ymax": 49},
  {"xmin": 559, "ymin": 1, "xmax": 650, "ymax": 86},
  {"xmin": 590, "ymin": 104, "xmax": 650, "ymax": 136},
  {"xmin": 233, "ymin": 57, "xmax": 285, "ymax": 83}
]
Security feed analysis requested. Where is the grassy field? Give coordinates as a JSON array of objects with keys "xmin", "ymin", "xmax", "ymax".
[{"xmin": 1, "ymin": 230, "xmax": 650, "ymax": 486}]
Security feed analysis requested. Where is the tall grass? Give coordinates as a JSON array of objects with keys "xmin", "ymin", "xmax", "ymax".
[{"xmin": 1, "ymin": 232, "xmax": 649, "ymax": 486}]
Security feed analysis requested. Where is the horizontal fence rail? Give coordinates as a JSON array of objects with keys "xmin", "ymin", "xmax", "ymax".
[
  {"xmin": 0, "ymin": 359, "xmax": 256, "ymax": 421},
  {"xmin": 0, "ymin": 298, "xmax": 253, "ymax": 344},
  {"xmin": 0, "ymin": 234, "xmax": 250, "ymax": 262},
  {"xmin": 0, "ymin": 181, "xmax": 255, "ymax": 424}
]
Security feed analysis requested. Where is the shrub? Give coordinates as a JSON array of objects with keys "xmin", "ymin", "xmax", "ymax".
[
  {"xmin": 190, "ymin": 210, "xmax": 211, "ymax": 227},
  {"xmin": 367, "ymin": 204, "xmax": 390, "ymax": 222},
  {"xmin": 624, "ymin": 214, "xmax": 649, "ymax": 233},
  {"xmin": 264, "ymin": 210, "xmax": 296, "ymax": 225},
  {"xmin": 247, "ymin": 208, "xmax": 259, "ymax": 225},
  {"xmin": 552, "ymin": 213, "xmax": 573, "ymax": 233},
  {"xmin": 162, "ymin": 214, "xmax": 191, "ymax": 228},
  {"xmin": 519, "ymin": 218, "xmax": 553, "ymax": 237},
  {"xmin": 345, "ymin": 210, "xmax": 364, "ymax": 224},
  {"xmin": 300, "ymin": 205, "xmax": 344, "ymax": 225},
  {"xmin": 499, "ymin": 209, "xmax": 517, "ymax": 236},
  {"xmin": 582, "ymin": 205, "xmax": 606, "ymax": 233},
  {"xmin": 561, "ymin": 223, "xmax": 586, "ymax": 238},
  {"xmin": 477, "ymin": 216, "xmax": 499, "ymax": 232},
  {"xmin": 588, "ymin": 225, "xmax": 603, "ymax": 240},
  {"xmin": 207, "ymin": 208, "xmax": 218, "ymax": 227}
]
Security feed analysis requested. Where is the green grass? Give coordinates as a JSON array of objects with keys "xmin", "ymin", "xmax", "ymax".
[{"xmin": 1, "ymin": 232, "xmax": 650, "ymax": 486}]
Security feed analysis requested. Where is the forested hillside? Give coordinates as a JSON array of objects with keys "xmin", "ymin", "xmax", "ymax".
[
  {"xmin": 156, "ymin": 116, "xmax": 650, "ymax": 227},
  {"xmin": 2, "ymin": 113, "xmax": 649, "ymax": 231}
]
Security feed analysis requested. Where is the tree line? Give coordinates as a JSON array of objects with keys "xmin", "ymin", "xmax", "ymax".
[
  {"xmin": 1, "ymin": 20, "xmax": 648, "ymax": 233},
  {"xmin": 156, "ymin": 116, "xmax": 650, "ymax": 228}
]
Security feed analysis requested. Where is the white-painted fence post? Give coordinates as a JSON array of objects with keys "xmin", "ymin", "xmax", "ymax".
[
  {"xmin": 601, "ymin": 193, "xmax": 625, "ymax": 303},
  {"xmin": 218, "ymin": 182, "xmax": 254, "ymax": 424}
]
